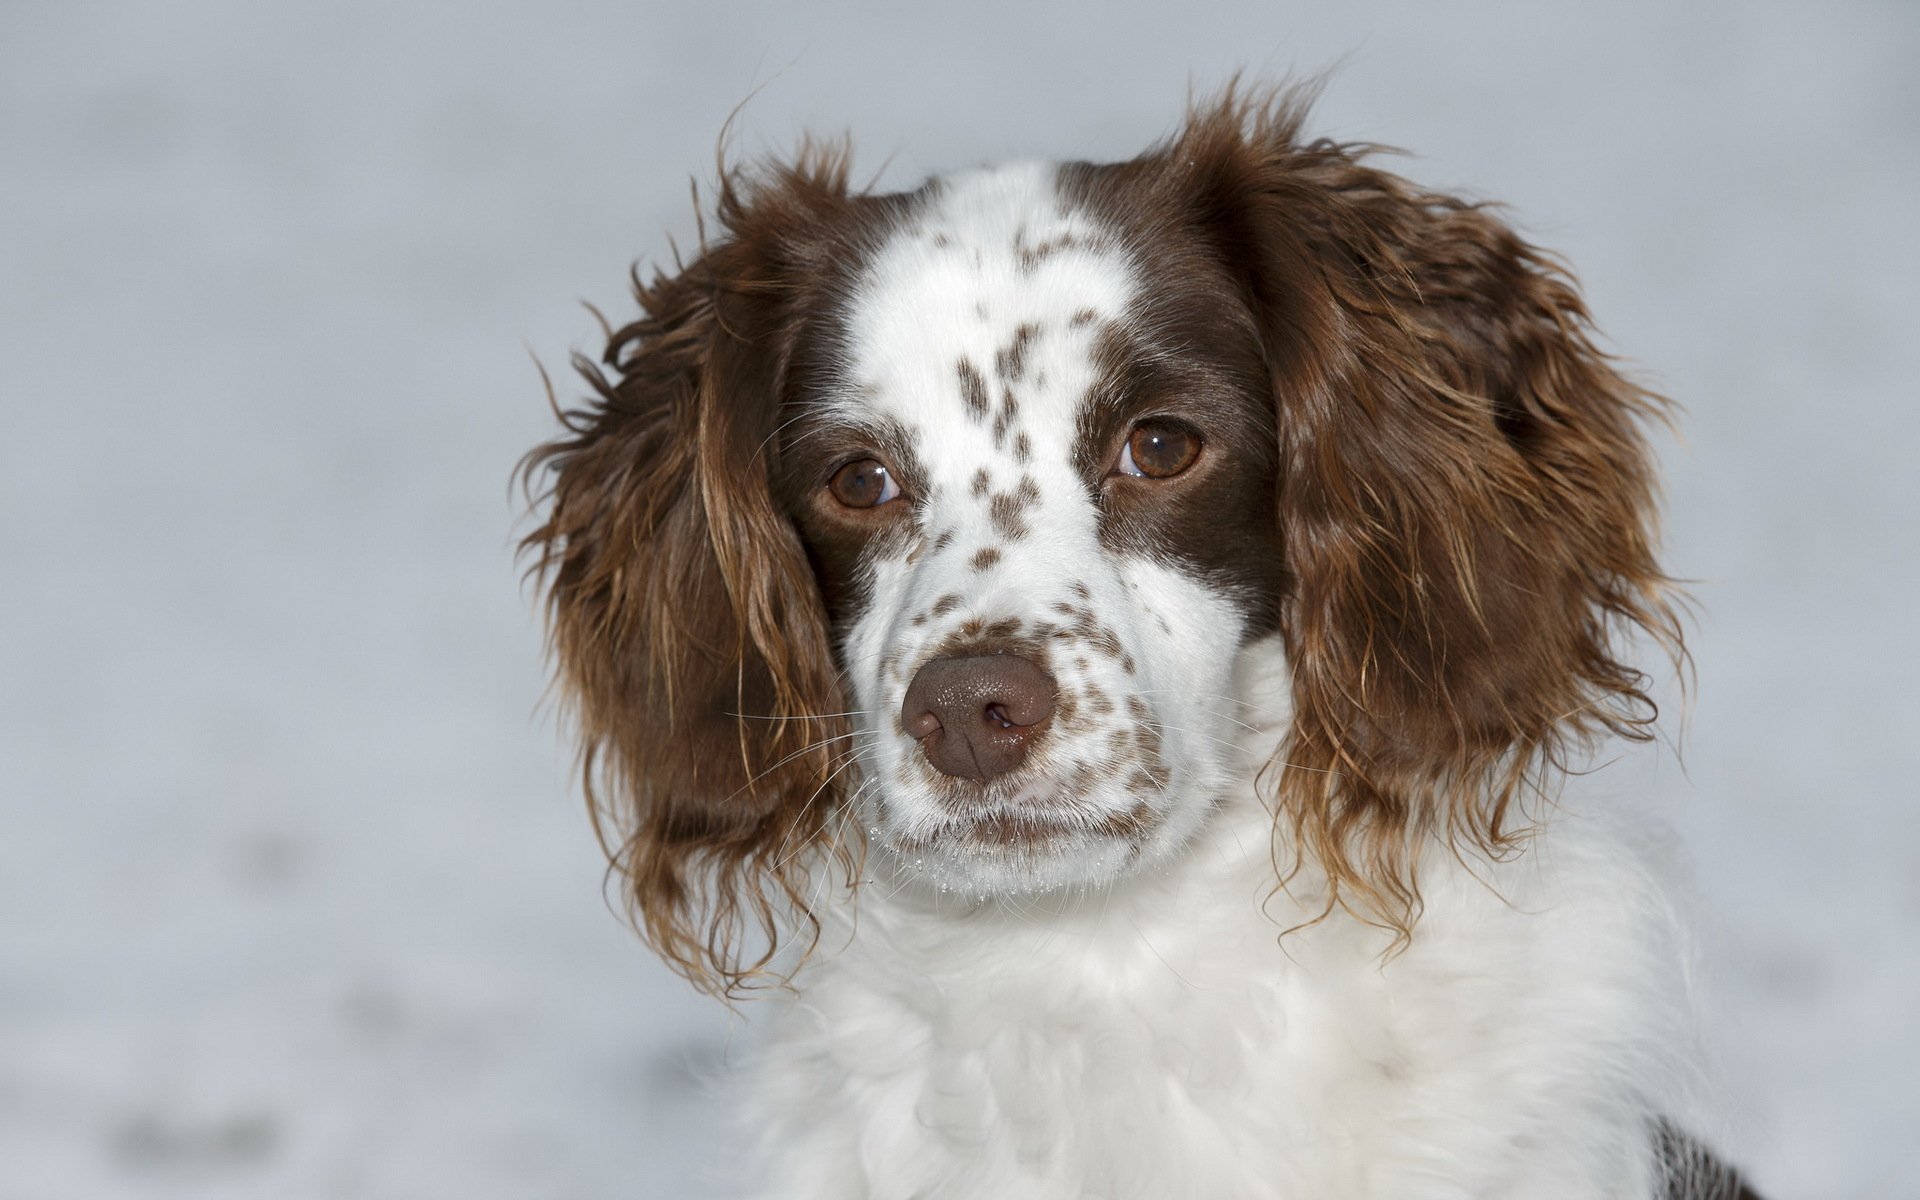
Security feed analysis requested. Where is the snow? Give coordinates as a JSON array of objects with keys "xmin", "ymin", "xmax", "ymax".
[{"xmin": 3, "ymin": 1, "xmax": 1915, "ymax": 1196}]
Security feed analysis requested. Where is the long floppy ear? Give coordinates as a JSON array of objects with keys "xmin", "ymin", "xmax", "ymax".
[
  {"xmin": 1176, "ymin": 92, "xmax": 1684, "ymax": 938},
  {"xmin": 519, "ymin": 149, "xmax": 856, "ymax": 996}
]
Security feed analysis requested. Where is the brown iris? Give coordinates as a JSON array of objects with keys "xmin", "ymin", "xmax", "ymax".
[
  {"xmin": 1121, "ymin": 419, "xmax": 1201, "ymax": 479},
  {"xmin": 828, "ymin": 458, "xmax": 899, "ymax": 508}
]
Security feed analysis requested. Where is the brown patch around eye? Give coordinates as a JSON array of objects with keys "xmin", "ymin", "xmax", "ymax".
[{"xmin": 1124, "ymin": 419, "xmax": 1201, "ymax": 478}]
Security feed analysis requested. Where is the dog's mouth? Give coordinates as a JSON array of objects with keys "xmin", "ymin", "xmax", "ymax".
[
  {"xmin": 959, "ymin": 800, "xmax": 1159, "ymax": 847},
  {"xmin": 881, "ymin": 779, "xmax": 1162, "ymax": 854},
  {"xmin": 867, "ymin": 786, "xmax": 1165, "ymax": 896},
  {"xmin": 856, "ymin": 726, "xmax": 1197, "ymax": 893}
]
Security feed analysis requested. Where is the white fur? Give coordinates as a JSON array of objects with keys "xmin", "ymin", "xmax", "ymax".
[
  {"xmin": 740, "ymin": 643, "xmax": 1689, "ymax": 1199},
  {"xmin": 732, "ymin": 164, "xmax": 1695, "ymax": 1199}
]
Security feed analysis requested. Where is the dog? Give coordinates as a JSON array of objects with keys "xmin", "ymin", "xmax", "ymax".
[{"xmin": 521, "ymin": 87, "xmax": 1757, "ymax": 1199}]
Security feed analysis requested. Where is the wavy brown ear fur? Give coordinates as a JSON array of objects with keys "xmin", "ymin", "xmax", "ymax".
[
  {"xmin": 519, "ymin": 147, "xmax": 859, "ymax": 996},
  {"xmin": 1172, "ymin": 90, "xmax": 1684, "ymax": 939}
]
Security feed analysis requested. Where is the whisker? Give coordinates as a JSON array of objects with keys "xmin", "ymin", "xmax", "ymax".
[
  {"xmin": 1128, "ymin": 688, "xmax": 1277, "ymax": 734},
  {"xmin": 768, "ymin": 744, "xmax": 863, "ymax": 865},
  {"xmin": 1128, "ymin": 686, "xmax": 1264, "ymax": 712},
  {"xmin": 751, "ymin": 408, "xmax": 822, "ymax": 461},
  {"xmin": 1132, "ymin": 716, "xmax": 1254, "ymax": 757},
  {"xmin": 801, "ymin": 787, "xmax": 870, "ymax": 919},
  {"xmin": 726, "ymin": 728, "xmax": 876, "ymax": 800},
  {"xmin": 772, "ymin": 745, "xmax": 872, "ymax": 871},
  {"xmin": 727, "ymin": 709, "xmax": 877, "ymax": 722}
]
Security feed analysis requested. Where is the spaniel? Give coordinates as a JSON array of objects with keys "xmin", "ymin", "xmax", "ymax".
[{"xmin": 522, "ymin": 88, "xmax": 1758, "ymax": 1199}]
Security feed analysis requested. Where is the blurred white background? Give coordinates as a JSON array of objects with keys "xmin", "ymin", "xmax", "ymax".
[{"xmin": 3, "ymin": 1, "xmax": 1915, "ymax": 1196}]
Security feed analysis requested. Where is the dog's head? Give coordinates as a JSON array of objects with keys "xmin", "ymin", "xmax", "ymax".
[{"xmin": 521, "ymin": 91, "xmax": 1680, "ymax": 993}]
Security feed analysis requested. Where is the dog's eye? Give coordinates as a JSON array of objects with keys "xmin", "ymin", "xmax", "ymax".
[
  {"xmin": 828, "ymin": 458, "xmax": 901, "ymax": 508},
  {"xmin": 1115, "ymin": 419, "xmax": 1201, "ymax": 479}
]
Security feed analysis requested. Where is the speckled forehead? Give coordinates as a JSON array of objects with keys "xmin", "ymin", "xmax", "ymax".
[{"xmin": 837, "ymin": 161, "xmax": 1135, "ymax": 480}]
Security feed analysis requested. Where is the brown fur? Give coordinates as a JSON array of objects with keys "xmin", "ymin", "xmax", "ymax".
[
  {"xmin": 520, "ymin": 86, "xmax": 1684, "ymax": 992},
  {"xmin": 1147, "ymin": 88, "xmax": 1684, "ymax": 937},
  {"xmin": 517, "ymin": 144, "xmax": 886, "ymax": 996}
]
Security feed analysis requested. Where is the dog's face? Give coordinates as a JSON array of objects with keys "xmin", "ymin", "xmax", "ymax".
[
  {"xmin": 522, "ymin": 94, "xmax": 1679, "ymax": 992},
  {"xmin": 776, "ymin": 162, "xmax": 1282, "ymax": 893}
]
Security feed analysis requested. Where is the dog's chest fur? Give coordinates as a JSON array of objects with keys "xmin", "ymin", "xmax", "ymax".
[{"xmin": 737, "ymin": 649, "xmax": 1676, "ymax": 1200}]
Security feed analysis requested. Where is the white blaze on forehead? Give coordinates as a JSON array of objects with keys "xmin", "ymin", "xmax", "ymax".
[{"xmin": 837, "ymin": 161, "xmax": 1137, "ymax": 496}]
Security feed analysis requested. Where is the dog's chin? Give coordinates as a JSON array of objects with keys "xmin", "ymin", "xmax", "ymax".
[
  {"xmin": 870, "ymin": 787, "xmax": 1178, "ymax": 897},
  {"xmin": 881, "ymin": 825, "xmax": 1143, "ymax": 896}
]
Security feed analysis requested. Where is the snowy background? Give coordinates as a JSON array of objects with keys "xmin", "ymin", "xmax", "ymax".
[{"xmin": 4, "ymin": 1, "xmax": 1916, "ymax": 1196}]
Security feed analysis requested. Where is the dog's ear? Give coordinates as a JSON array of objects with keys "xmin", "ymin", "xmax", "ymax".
[
  {"xmin": 1175, "ymin": 92, "xmax": 1683, "ymax": 938},
  {"xmin": 520, "ymin": 149, "xmax": 857, "ymax": 995}
]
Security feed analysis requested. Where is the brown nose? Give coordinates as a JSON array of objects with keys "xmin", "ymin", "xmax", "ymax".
[{"xmin": 900, "ymin": 654, "xmax": 1055, "ymax": 781}]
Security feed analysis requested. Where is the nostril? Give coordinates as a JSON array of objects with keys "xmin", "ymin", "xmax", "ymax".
[
  {"xmin": 987, "ymin": 669, "xmax": 1053, "ymax": 728},
  {"xmin": 905, "ymin": 709, "xmax": 942, "ymax": 740}
]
